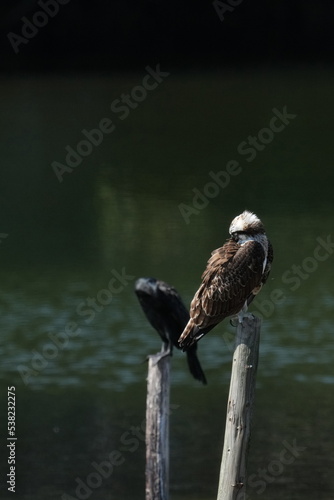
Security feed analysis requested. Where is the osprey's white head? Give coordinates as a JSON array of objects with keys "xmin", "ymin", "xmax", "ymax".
[{"xmin": 229, "ymin": 210, "xmax": 265, "ymax": 235}]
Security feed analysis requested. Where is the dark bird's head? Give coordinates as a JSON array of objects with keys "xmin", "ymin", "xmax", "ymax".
[
  {"xmin": 229, "ymin": 210, "xmax": 265, "ymax": 237},
  {"xmin": 135, "ymin": 277, "xmax": 159, "ymax": 300},
  {"xmin": 134, "ymin": 277, "xmax": 162, "ymax": 316}
]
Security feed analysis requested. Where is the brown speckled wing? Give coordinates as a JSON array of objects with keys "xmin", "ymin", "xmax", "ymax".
[{"xmin": 189, "ymin": 238, "xmax": 265, "ymax": 330}]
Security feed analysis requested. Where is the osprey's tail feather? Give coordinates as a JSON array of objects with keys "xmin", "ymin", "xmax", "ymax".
[{"xmin": 178, "ymin": 320, "xmax": 214, "ymax": 351}]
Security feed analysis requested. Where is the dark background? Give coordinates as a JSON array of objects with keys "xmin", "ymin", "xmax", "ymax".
[
  {"xmin": 1, "ymin": 0, "xmax": 334, "ymax": 73},
  {"xmin": 1, "ymin": 2, "xmax": 334, "ymax": 500}
]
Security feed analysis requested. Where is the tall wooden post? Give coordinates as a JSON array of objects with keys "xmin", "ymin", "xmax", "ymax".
[
  {"xmin": 217, "ymin": 315, "xmax": 261, "ymax": 500},
  {"xmin": 145, "ymin": 353, "xmax": 170, "ymax": 500}
]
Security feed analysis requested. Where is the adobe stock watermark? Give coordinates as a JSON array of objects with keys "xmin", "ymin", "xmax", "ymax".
[
  {"xmin": 213, "ymin": 0, "xmax": 244, "ymax": 22},
  {"xmin": 7, "ymin": 0, "xmax": 71, "ymax": 54},
  {"xmin": 246, "ymin": 439, "xmax": 306, "ymax": 497},
  {"xmin": 221, "ymin": 234, "xmax": 334, "ymax": 351},
  {"xmin": 178, "ymin": 106, "xmax": 296, "ymax": 224},
  {"xmin": 17, "ymin": 268, "xmax": 135, "ymax": 385},
  {"xmin": 61, "ymin": 403, "xmax": 180, "ymax": 500},
  {"xmin": 253, "ymin": 234, "xmax": 334, "ymax": 321},
  {"xmin": 52, "ymin": 64, "xmax": 170, "ymax": 183}
]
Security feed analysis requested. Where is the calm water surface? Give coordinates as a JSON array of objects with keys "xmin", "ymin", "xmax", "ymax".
[{"xmin": 0, "ymin": 69, "xmax": 334, "ymax": 499}]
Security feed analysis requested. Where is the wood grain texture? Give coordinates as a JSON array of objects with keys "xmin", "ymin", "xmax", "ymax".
[
  {"xmin": 145, "ymin": 354, "xmax": 170, "ymax": 500},
  {"xmin": 217, "ymin": 315, "xmax": 261, "ymax": 500}
]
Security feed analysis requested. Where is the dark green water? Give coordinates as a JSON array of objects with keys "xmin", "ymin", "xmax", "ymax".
[{"xmin": 1, "ymin": 68, "xmax": 334, "ymax": 499}]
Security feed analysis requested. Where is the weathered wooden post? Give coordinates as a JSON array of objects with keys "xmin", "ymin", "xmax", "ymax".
[
  {"xmin": 217, "ymin": 315, "xmax": 261, "ymax": 500},
  {"xmin": 145, "ymin": 352, "xmax": 170, "ymax": 500}
]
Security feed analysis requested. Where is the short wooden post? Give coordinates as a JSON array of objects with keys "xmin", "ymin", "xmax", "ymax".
[
  {"xmin": 217, "ymin": 315, "xmax": 261, "ymax": 500},
  {"xmin": 145, "ymin": 353, "xmax": 170, "ymax": 500}
]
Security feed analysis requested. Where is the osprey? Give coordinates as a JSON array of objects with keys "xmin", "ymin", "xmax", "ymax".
[
  {"xmin": 178, "ymin": 210, "xmax": 273, "ymax": 350},
  {"xmin": 135, "ymin": 277, "xmax": 207, "ymax": 384}
]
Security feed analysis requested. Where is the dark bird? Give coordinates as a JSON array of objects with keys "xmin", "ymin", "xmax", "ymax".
[
  {"xmin": 178, "ymin": 210, "xmax": 273, "ymax": 350},
  {"xmin": 135, "ymin": 277, "xmax": 207, "ymax": 384}
]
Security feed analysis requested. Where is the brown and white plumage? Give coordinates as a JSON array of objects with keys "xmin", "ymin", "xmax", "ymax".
[{"xmin": 178, "ymin": 210, "xmax": 273, "ymax": 350}]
